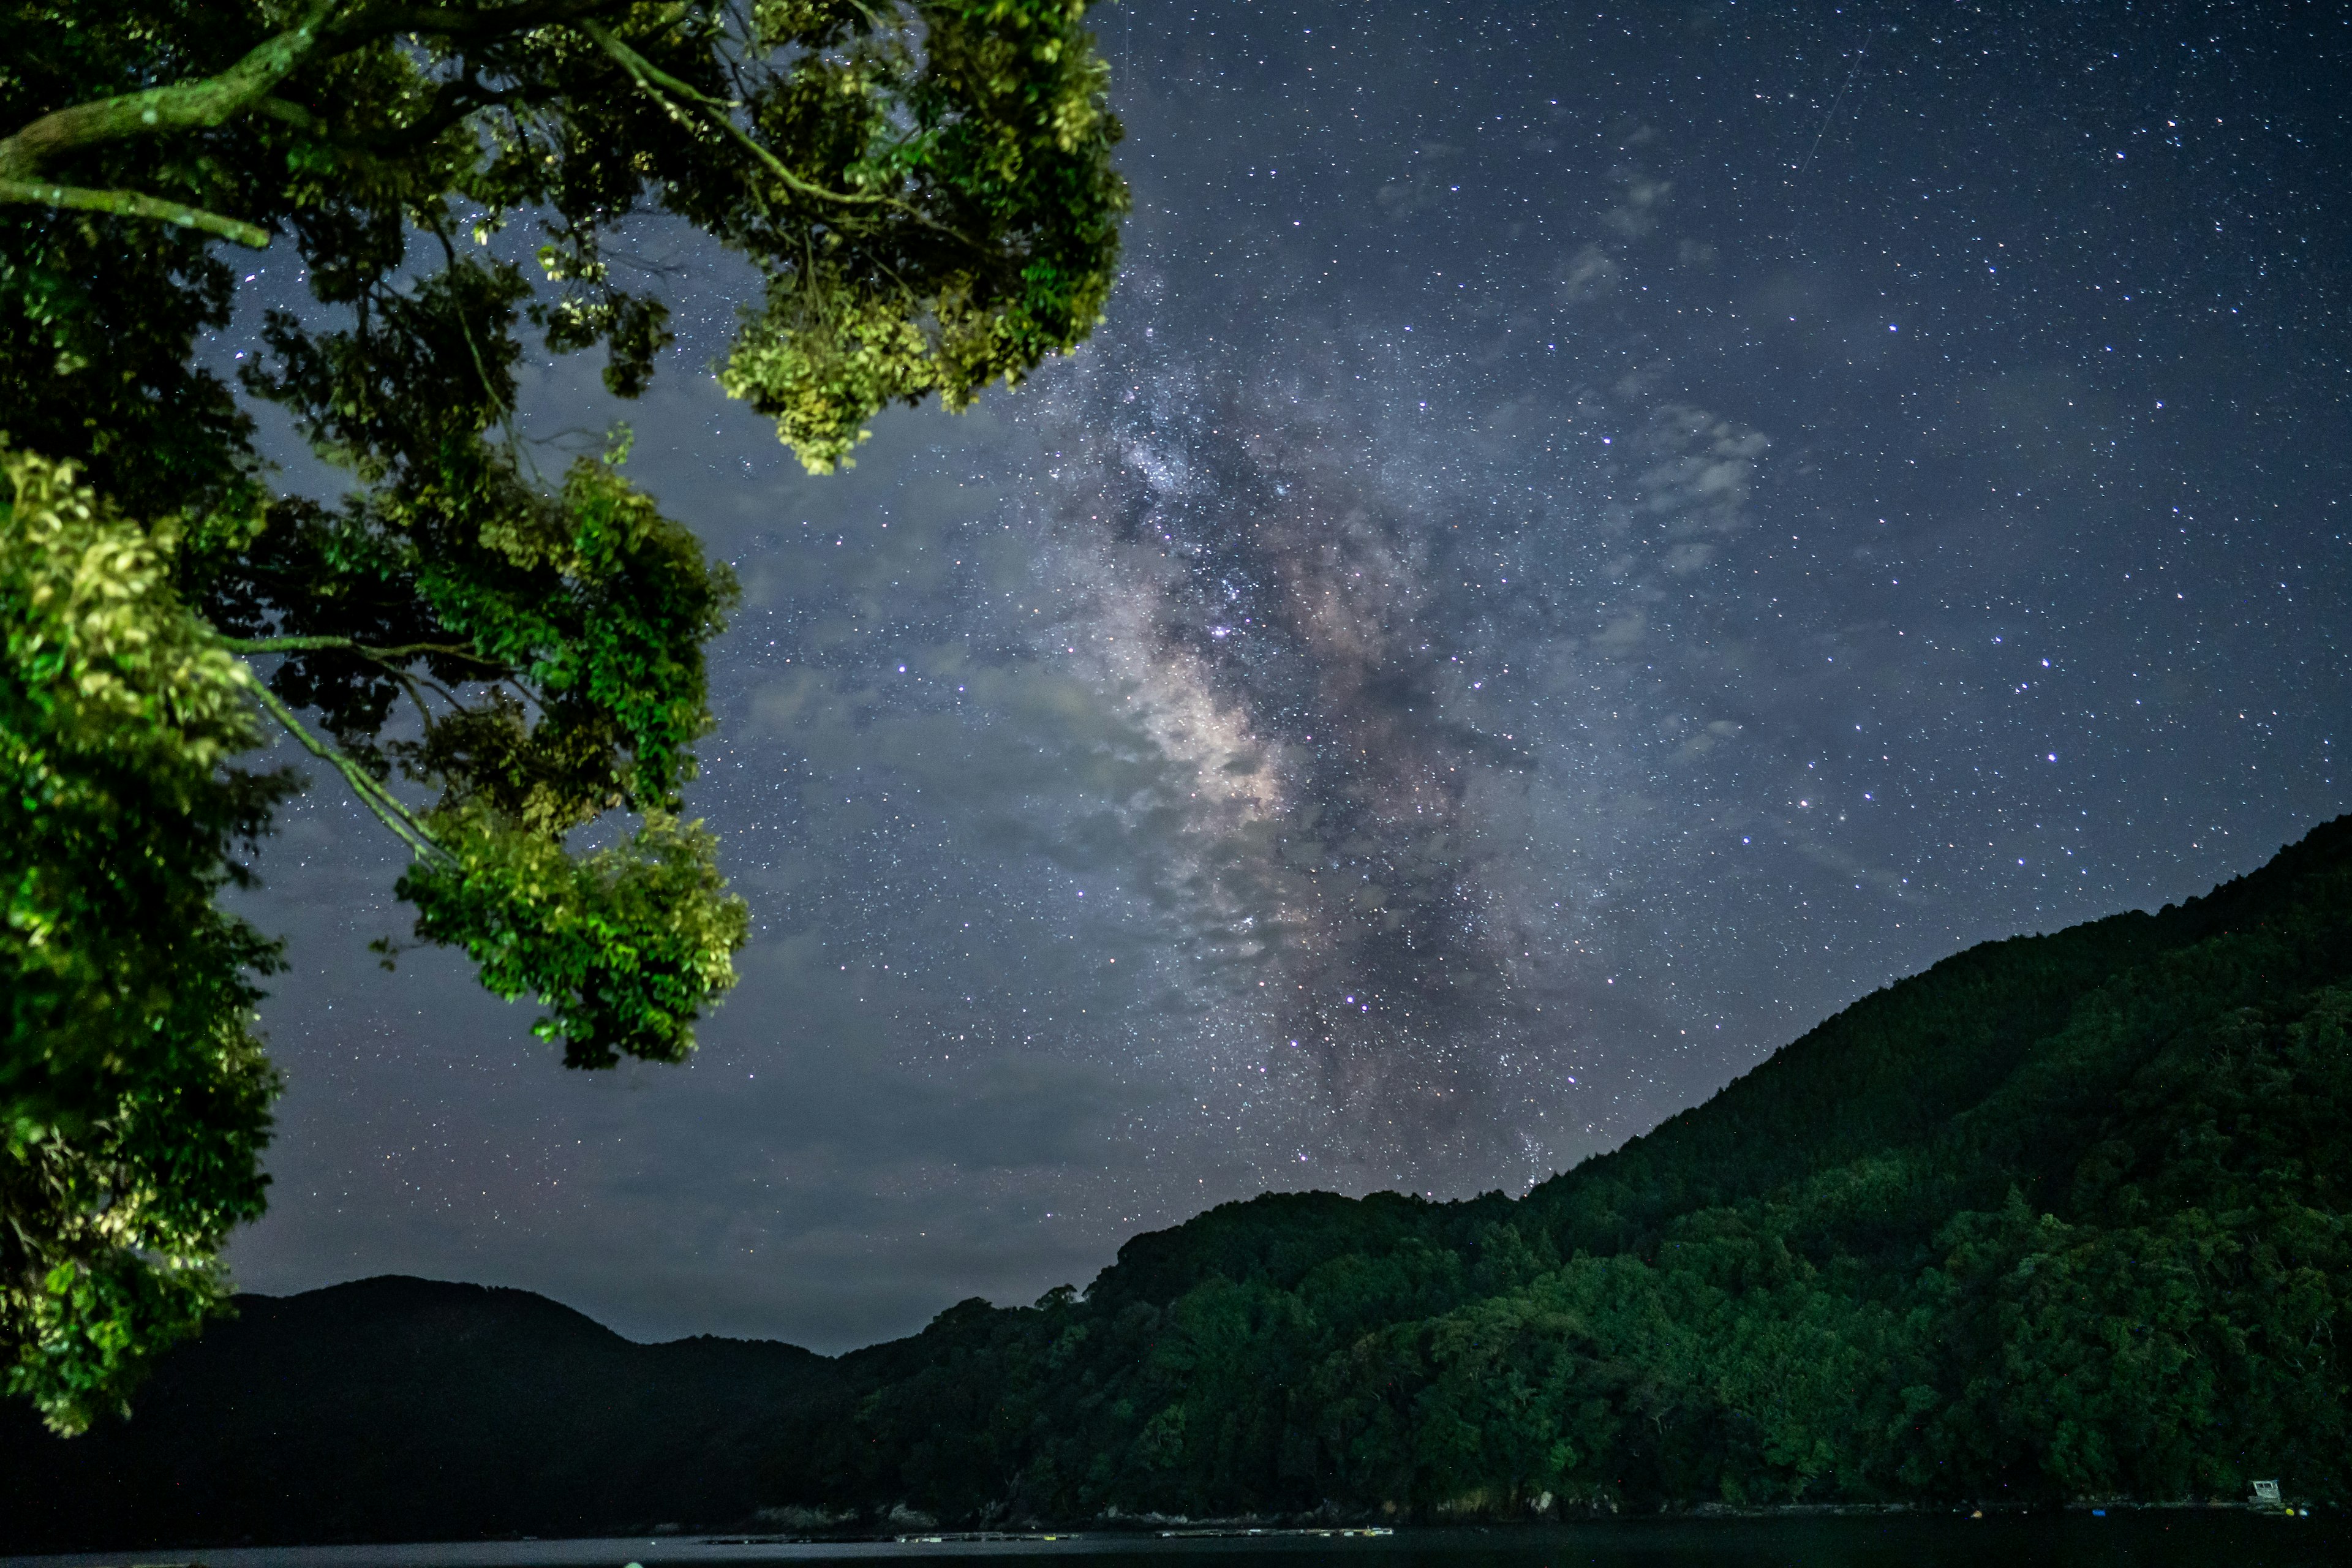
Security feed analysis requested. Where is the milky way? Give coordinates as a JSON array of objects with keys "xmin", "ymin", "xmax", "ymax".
[
  {"xmin": 999, "ymin": 313, "xmax": 1779, "ymax": 1191},
  {"xmin": 220, "ymin": 0, "xmax": 2349, "ymax": 1348}
]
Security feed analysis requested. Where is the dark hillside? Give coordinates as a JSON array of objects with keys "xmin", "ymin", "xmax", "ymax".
[
  {"xmin": 0, "ymin": 1276, "xmax": 846, "ymax": 1550},
  {"xmin": 1524, "ymin": 815, "xmax": 2352, "ymax": 1257},
  {"xmin": 1081, "ymin": 1189, "xmax": 1513, "ymax": 1313}
]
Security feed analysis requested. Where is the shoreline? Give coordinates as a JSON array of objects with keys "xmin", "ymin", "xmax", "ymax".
[{"xmin": 0, "ymin": 1503, "xmax": 2329, "ymax": 1568}]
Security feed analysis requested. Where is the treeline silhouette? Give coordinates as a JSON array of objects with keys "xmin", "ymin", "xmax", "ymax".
[
  {"xmin": 0, "ymin": 1276, "xmax": 846, "ymax": 1547},
  {"xmin": 6, "ymin": 820, "xmax": 2346, "ymax": 1546}
]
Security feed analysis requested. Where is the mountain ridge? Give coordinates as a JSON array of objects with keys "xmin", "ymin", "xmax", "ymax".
[{"xmin": 0, "ymin": 1274, "xmax": 846, "ymax": 1548}]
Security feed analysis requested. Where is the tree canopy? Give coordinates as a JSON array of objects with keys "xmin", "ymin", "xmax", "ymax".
[{"xmin": 1, "ymin": 0, "xmax": 1125, "ymax": 1433}]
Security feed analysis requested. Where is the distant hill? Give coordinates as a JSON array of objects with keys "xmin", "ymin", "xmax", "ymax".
[
  {"xmin": 7, "ymin": 818, "xmax": 2348, "ymax": 1545},
  {"xmin": 0, "ymin": 1276, "xmax": 847, "ymax": 1549}
]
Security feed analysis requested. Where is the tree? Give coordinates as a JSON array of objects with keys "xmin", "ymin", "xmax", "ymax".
[{"xmin": 1, "ymin": 0, "xmax": 1125, "ymax": 1433}]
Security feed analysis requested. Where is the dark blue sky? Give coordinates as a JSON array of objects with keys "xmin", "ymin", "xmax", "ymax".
[{"xmin": 225, "ymin": 0, "xmax": 2350, "ymax": 1349}]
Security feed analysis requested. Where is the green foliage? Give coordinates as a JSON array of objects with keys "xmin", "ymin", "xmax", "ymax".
[
  {"xmin": 718, "ymin": 0, "xmax": 1126, "ymax": 469},
  {"xmin": 2, "ymin": 0, "xmax": 1124, "ymax": 1424},
  {"xmin": 1, "ymin": 451, "xmax": 283, "ymax": 1434},
  {"xmin": 400, "ymin": 804, "xmax": 748, "ymax": 1068},
  {"xmin": 760, "ymin": 820, "xmax": 2352, "ymax": 1519}
]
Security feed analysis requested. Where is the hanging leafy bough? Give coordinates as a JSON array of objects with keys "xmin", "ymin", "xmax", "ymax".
[
  {"xmin": 0, "ymin": 453, "xmax": 288, "ymax": 1438},
  {"xmin": 0, "ymin": 0, "xmax": 1126, "ymax": 1433}
]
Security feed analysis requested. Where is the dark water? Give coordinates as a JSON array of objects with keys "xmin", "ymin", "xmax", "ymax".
[
  {"xmin": 1134, "ymin": 1516, "xmax": 2335, "ymax": 1568},
  {"xmin": 1128, "ymin": 1516, "xmax": 2343, "ymax": 1567},
  {"xmin": 4, "ymin": 1515, "xmax": 2342, "ymax": 1568}
]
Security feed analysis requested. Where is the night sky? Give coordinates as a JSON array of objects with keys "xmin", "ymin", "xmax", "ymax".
[{"xmin": 222, "ymin": 1, "xmax": 2350, "ymax": 1351}]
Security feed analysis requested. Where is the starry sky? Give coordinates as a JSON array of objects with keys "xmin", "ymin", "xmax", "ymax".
[{"xmin": 222, "ymin": 0, "xmax": 2350, "ymax": 1351}]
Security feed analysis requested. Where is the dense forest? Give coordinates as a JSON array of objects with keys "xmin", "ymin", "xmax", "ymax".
[{"xmin": 5, "ymin": 820, "xmax": 2345, "ymax": 1546}]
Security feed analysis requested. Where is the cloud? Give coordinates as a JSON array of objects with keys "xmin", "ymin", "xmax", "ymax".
[
  {"xmin": 1559, "ymin": 244, "xmax": 1622, "ymax": 303},
  {"xmin": 1600, "ymin": 173, "xmax": 1673, "ymax": 238}
]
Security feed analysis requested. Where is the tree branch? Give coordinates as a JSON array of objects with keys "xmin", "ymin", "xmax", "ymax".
[
  {"xmin": 582, "ymin": 18, "xmax": 984, "ymax": 254},
  {"xmin": 579, "ymin": 20, "xmax": 888, "ymax": 208},
  {"xmin": 222, "ymin": 634, "xmax": 503, "ymax": 668},
  {"xmin": 241, "ymin": 677, "xmax": 453, "ymax": 866},
  {"xmin": 389, "ymin": 664, "xmax": 469, "ymax": 725},
  {"xmin": 0, "ymin": 1, "xmax": 339, "ymax": 182},
  {"xmin": 0, "ymin": 1, "xmax": 625, "ymax": 183},
  {"xmin": 0, "ymin": 179, "xmax": 270, "ymax": 247},
  {"xmin": 333, "ymin": 0, "xmax": 634, "ymax": 43},
  {"xmin": 0, "ymin": 0, "xmax": 939, "ymax": 254},
  {"xmin": 263, "ymin": 75, "xmax": 527, "ymax": 164}
]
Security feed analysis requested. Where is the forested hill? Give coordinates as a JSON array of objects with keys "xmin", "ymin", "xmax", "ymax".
[
  {"xmin": 6, "ymin": 820, "xmax": 2348, "ymax": 1547},
  {"xmin": 1525, "ymin": 812, "xmax": 2352, "ymax": 1254},
  {"xmin": 0, "ymin": 1276, "xmax": 846, "ymax": 1548},
  {"xmin": 798, "ymin": 816, "xmax": 2352, "ymax": 1520}
]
